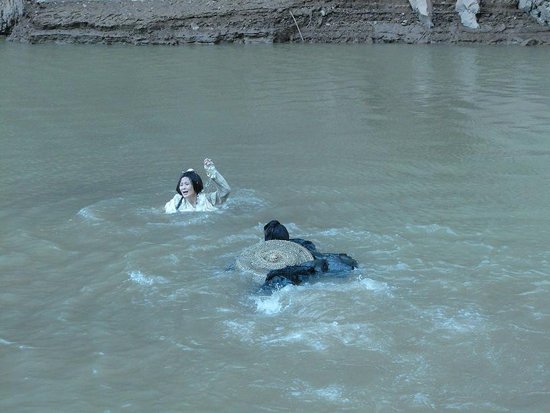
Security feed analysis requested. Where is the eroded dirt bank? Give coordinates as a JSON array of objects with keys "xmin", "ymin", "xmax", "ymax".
[{"xmin": 6, "ymin": 0, "xmax": 550, "ymax": 45}]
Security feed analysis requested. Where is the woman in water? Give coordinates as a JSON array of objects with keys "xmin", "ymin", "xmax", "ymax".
[{"xmin": 164, "ymin": 158, "xmax": 230, "ymax": 213}]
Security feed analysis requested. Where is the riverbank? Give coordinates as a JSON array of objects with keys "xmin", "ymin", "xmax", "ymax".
[{"xmin": 4, "ymin": 0, "xmax": 550, "ymax": 45}]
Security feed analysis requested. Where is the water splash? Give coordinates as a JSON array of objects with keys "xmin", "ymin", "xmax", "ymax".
[{"xmin": 128, "ymin": 270, "xmax": 168, "ymax": 286}]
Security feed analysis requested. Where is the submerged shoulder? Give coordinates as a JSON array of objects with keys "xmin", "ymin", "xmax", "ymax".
[{"xmin": 290, "ymin": 238, "xmax": 317, "ymax": 252}]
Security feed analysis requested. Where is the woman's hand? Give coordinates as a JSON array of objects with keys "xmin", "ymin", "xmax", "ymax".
[{"xmin": 204, "ymin": 158, "xmax": 216, "ymax": 177}]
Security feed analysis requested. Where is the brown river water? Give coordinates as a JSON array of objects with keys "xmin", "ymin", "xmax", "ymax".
[{"xmin": 1, "ymin": 41, "xmax": 550, "ymax": 412}]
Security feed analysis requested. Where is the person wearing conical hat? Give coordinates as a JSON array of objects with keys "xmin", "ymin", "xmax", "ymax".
[
  {"xmin": 235, "ymin": 220, "xmax": 358, "ymax": 292},
  {"xmin": 263, "ymin": 220, "xmax": 357, "ymax": 273}
]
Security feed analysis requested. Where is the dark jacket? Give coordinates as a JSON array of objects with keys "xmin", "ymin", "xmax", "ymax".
[{"xmin": 260, "ymin": 239, "xmax": 358, "ymax": 292}]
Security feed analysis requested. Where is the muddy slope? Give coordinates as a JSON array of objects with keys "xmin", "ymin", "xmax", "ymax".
[{"xmin": 7, "ymin": 0, "xmax": 550, "ymax": 45}]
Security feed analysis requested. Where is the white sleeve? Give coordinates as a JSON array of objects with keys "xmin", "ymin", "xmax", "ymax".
[
  {"xmin": 164, "ymin": 194, "xmax": 181, "ymax": 214},
  {"xmin": 206, "ymin": 168, "xmax": 231, "ymax": 206}
]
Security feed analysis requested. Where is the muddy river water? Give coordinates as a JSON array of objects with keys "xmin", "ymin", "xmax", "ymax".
[{"xmin": 1, "ymin": 42, "xmax": 550, "ymax": 412}]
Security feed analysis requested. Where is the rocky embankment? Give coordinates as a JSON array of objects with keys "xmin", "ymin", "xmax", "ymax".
[
  {"xmin": 1, "ymin": 0, "xmax": 23, "ymax": 33},
  {"xmin": 2, "ymin": 0, "xmax": 550, "ymax": 45}
]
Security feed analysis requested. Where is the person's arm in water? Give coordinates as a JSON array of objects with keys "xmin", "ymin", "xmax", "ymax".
[
  {"xmin": 164, "ymin": 193, "xmax": 182, "ymax": 213},
  {"xmin": 203, "ymin": 158, "xmax": 231, "ymax": 206}
]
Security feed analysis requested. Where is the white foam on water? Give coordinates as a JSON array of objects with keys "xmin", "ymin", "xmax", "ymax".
[
  {"xmin": 254, "ymin": 296, "xmax": 283, "ymax": 315},
  {"xmin": 412, "ymin": 392, "xmax": 435, "ymax": 408},
  {"xmin": 1, "ymin": 338, "xmax": 34, "ymax": 350},
  {"xmin": 463, "ymin": 240, "xmax": 495, "ymax": 251},
  {"xmin": 257, "ymin": 321, "xmax": 376, "ymax": 351},
  {"xmin": 405, "ymin": 223, "xmax": 458, "ymax": 236},
  {"xmin": 356, "ymin": 277, "xmax": 394, "ymax": 296},
  {"xmin": 312, "ymin": 385, "xmax": 349, "ymax": 403},
  {"xmin": 318, "ymin": 228, "xmax": 344, "ymax": 237},
  {"xmin": 252, "ymin": 289, "xmax": 292, "ymax": 315},
  {"xmin": 77, "ymin": 206, "xmax": 101, "ymax": 222},
  {"xmin": 128, "ymin": 270, "xmax": 168, "ymax": 286},
  {"xmin": 222, "ymin": 320, "xmax": 257, "ymax": 343},
  {"xmin": 444, "ymin": 401, "xmax": 509, "ymax": 412},
  {"xmin": 291, "ymin": 272, "xmax": 392, "ymax": 300},
  {"xmin": 429, "ymin": 307, "xmax": 487, "ymax": 334},
  {"xmin": 518, "ymin": 287, "xmax": 547, "ymax": 296},
  {"xmin": 166, "ymin": 254, "xmax": 179, "ymax": 265},
  {"xmin": 289, "ymin": 382, "xmax": 351, "ymax": 404},
  {"xmin": 224, "ymin": 285, "xmax": 381, "ymax": 351}
]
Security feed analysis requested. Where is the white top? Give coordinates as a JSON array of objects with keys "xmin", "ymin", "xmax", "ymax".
[{"xmin": 164, "ymin": 167, "xmax": 231, "ymax": 213}]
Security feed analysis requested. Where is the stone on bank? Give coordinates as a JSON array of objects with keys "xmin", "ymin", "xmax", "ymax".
[
  {"xmin": 519, "ymin": 0, "xmax": 550, "ymax": 26},
  {"xmin": 0, "ymin": 0, "xmax": 23, "ymax": 34},
  {"xmin": 455, "ymin": 0, "xmax": 480, "ymax": 29}
]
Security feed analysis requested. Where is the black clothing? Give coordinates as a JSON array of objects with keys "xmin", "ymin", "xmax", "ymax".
[{"xmin": 260, "ymin": 239, "xmax": 358, "ymax": 292}]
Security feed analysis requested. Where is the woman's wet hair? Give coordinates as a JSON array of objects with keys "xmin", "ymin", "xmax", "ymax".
[
  {"xmin": 176, "ymin": 170, "xmax": 204, "ymax": 195},
  {"xmin": 264, "ymin": 220, "xmax": 290, "ymax": 241}
]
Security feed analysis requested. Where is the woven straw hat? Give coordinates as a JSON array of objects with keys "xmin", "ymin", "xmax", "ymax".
[{"xmin": 236, "ymin": 240, "xmax": 314, "ymax": 278}]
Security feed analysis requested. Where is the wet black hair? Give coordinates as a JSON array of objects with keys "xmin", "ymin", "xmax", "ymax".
[
  {"xmin": 176, "ymin": 170, "xmax": 204, "ymax": 196},
  {"xmin": 264, "ymin": 220, "xmax": 290, "ymax": 241}
]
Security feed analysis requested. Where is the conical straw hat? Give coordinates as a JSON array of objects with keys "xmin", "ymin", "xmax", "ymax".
[{"xmin": 236, "ymin": 240, "xmax": 314, "ymax": 278}]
